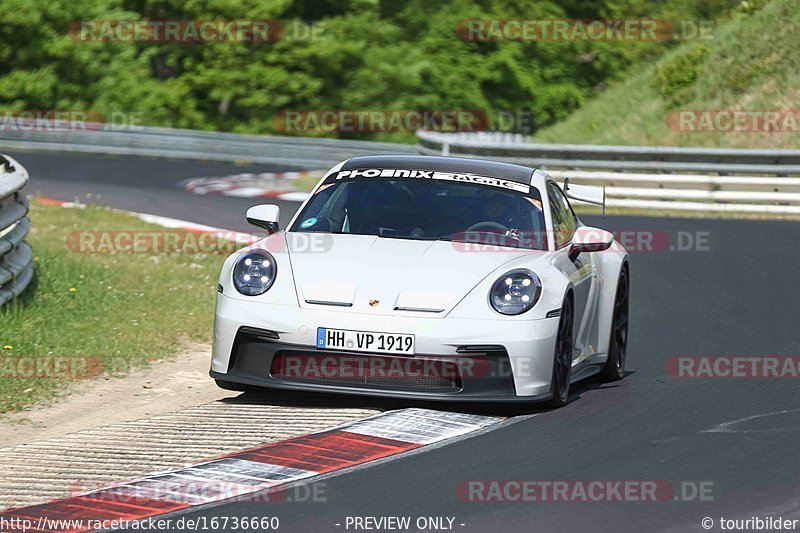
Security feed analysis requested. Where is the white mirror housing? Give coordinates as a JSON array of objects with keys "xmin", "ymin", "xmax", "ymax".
[
  {"xmin": 569, "ymin": 226, "xmax": 613, "ymax": 261},
  {"xmin": 246, "ymin": 204, "xmax": 281, "ymax": 234}
]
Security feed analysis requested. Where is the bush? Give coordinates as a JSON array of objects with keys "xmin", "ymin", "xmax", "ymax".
[{"xmin": 651, "ymin": 45, "xmax": 709, "ymax": 106}]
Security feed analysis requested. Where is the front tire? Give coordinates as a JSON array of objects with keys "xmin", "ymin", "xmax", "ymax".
[
  {"xmin": 548, "ymin": 296, "xmax": 574, "ymax": 408},
  {"xmin": 600, "ymin": 267, "xmax": 629, "ymax": 382}
]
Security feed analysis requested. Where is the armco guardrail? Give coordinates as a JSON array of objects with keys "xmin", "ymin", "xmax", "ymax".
[
  {"xmin": 0, "ymin": 125, "xmax": 417, "ymax": 170},
  {"xmin": 417, "ymin": 131, "xmax": 800, "ymax": 214},
  {"xmin": 0, "ymin": 155, "xmax": 33, "ymax": 305},
  {"xmin": 545, "ymin": 170, "xmax": 800, "ymax": 214},
  {"xmin": 417, "ymin": 130, "xmax": 800, "ymax": 176}
]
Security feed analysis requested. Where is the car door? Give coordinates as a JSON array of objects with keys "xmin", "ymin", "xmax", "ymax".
[{"xmin": 546, "ymin": 181, "xmax": 597, "ymax": 363}]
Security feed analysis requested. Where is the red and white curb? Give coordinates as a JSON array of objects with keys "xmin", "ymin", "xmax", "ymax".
[
  {"xmin": 34, "ymin": 197, "xmax": 261, "ymax": 245},
  {"xmin": 0, "ymin": 408, "xmax": 504, "ymax": 532},
  {"xmin": 185, "ymin": 171, "xmax": 319, "ymax": 201}
]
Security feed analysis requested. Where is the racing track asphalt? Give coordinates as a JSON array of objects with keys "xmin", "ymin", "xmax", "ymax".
[
  {"xmin": 8, "ymin": 150, "xmax": 303, "ymax": 232},
  {"xmin": 8, "ymin": 149, "xmax": 800, "ymax": 532}
]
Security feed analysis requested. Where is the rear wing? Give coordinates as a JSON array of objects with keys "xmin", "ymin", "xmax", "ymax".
[{"xmin": 562, "ymin": 178, "xmax": 606, "ymax": 217}]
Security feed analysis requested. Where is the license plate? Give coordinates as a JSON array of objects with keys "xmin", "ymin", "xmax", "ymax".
[{"xmin": 316, "ymin": 327, "xmax": 415, "ymax": 355}]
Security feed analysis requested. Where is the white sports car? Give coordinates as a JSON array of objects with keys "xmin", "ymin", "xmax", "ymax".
[{"xmin": 211, "ymin": 155, "xmax": 629, "ymax": 406}]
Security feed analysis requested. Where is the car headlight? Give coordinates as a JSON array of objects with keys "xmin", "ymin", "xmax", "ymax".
[
  {"xmin": 233, "ymin": 251, "xmax": 277, "ymax": 296},
  {"xmin": 490, "ymin": 269, "xmax": 541, "ymax": 315}
]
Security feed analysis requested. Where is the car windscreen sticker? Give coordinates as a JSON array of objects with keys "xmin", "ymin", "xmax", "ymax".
[
  {"xmin": 313, "ymin": 183, "xmax": 336, "ymax": 195},
  {"xmin": 300, "ymin": 217, "xmax": 318, "ymax": 228},
  {"xmin": 333, "ymin": 168, "xmax": 530, "ymax": 194},
  {"xmin": 525, "ymin": 197, "xmax": 543, "ymax": 210}
]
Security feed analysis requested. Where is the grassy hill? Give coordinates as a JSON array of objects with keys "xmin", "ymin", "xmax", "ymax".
[{"xmin": 534, "ymin": 0, "xmax": 800, "ymax": 148}]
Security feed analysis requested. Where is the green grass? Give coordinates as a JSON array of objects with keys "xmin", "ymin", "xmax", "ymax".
[
  {"xmin": 0, "ymin": 203, "xmax": 230, "ymax": 413},
  {"xmin": 534, "ymin": 0, "xmax": 800, "ymax": 149}
]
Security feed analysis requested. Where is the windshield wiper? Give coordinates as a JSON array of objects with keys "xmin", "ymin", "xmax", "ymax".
[{"xmin": 376, "ymin": 233, "xmax": 438, "ymax": 241}]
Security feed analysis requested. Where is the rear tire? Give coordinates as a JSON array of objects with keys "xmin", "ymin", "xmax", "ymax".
[
  {"xmin": 548, "ymin": 296, "xmax": 574, "ymax": 408},
  {"xmin": 600, "ymin": 267, "xmax": 629, "ymax": 382}
]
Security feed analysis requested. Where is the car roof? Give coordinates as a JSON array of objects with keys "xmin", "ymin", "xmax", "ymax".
[{"xmin": 341, "ymin": 155, "xmax": 537, "ymax": 185}]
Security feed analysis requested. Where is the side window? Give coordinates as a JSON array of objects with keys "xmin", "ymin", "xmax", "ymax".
[{"xmin": 547, "ymin": 182, "xmax": 576, "ymax": 248}]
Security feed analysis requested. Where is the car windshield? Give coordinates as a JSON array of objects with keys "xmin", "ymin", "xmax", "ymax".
[{"xmin": 289, "ymin": 173, "xmax": 547, "ymax": 250}]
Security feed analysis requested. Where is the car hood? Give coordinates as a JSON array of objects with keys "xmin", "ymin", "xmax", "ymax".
[{"xmin": 286, "ymin": 233, "xmax": 541, "ymax": 317}]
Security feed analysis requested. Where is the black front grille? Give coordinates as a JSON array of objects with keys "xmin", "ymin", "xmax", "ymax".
[{"xmin": 270, "ymin": 351, "xmax": 462, "ymax": 391}]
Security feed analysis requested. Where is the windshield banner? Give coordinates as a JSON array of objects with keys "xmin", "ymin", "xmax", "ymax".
[{"xmin": 332, "ymin": 168, "xmax": 531, "ymax": 194}]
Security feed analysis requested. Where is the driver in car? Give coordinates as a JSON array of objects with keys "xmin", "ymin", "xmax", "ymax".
[
  {"xmin": 481, "ymin": 193, "xmax": 517, "ymax": 227},
  {"xmin": 474, "ymin": 193, "xmax": 542, "ymax": 248}
]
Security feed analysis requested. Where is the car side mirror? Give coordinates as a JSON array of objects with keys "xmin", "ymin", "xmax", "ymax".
[
  {"xmin": 568, "ymin": 226, "xmax": 613, "ymax": 261},
  {"xmin": 246, "ymin": 204, "xmax": 280, "ymax": 234}
]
